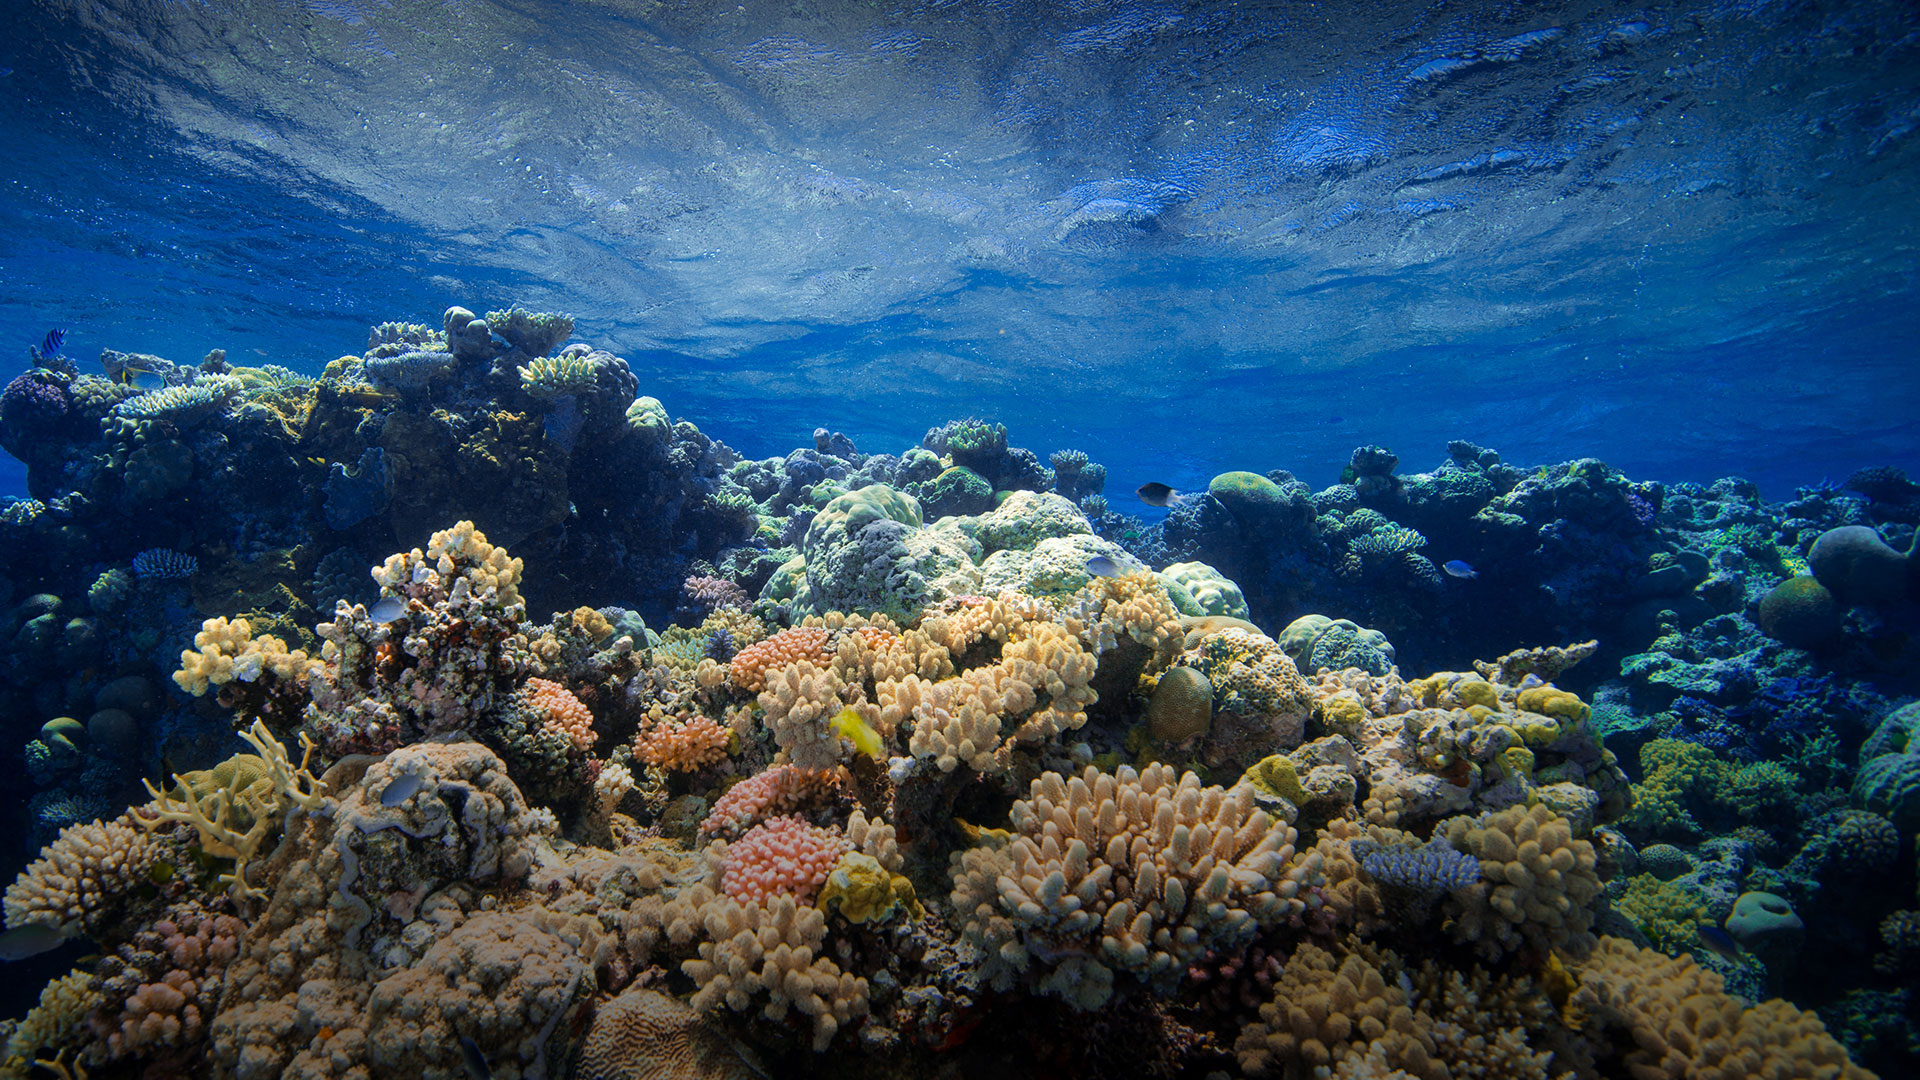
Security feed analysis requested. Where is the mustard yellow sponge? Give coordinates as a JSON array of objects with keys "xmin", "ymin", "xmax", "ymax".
[
  {"xmin": 1516, "ymin": 685, "xmax": 1591, "ymax": 724},
  {"xmin": 818, "ymin": 851, "xmax": 922, "ymax": 924}
]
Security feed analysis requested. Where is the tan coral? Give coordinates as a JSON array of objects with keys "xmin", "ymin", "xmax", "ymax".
[
  {"xmin": 371, "ymin": 519, "xmax": 524, "ymax": 609},
  {"xmin": 4, "ymin": 813, "xmax": 163, "ymax": 936},
  {"xmin": 1233, "ymin": 943, "xmax": 1439, "ymax": 1079},
  {"xmin": 1571, "ymin": 936, "xmax": 1872, "ymax": 1079},
  {"xmin": 575, "ymin": 985, "xmax": 759, "ymax": 1080},
  {"xmin": 674, "ymin": 889, "xmax": 869, "ymax": 1051},
  {"xmin": 1, "ymin": 969, "xmax": 99, "ymax": 1072},
  {"xmin": 951, "ymin": 763, "xmax": 1320, "ymax": 1010},
  {"xmin": 1439, "ymin": 804, "xmax": 1600, "ymax": 960},
  {"xmin": 905, "ymin": 620, "xmax": 1099, "ymax": 774}
]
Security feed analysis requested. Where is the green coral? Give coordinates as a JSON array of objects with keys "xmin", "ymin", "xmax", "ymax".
[
  {"xmin": 516, "ymin": 354, "xmax": 599, "ymax": 398},
  {"xmin": 1621, "ymin": 739, "xmax": 1727, "ymax": 840},
  {"xmin": 1158, "ymin": 561, "xmax": 1250, "ymax": 620},
  {"xmin": 1241, "ymin": 754, "xmax": 1310, "ymax": 806},
  {"xmin": 1615, "ymin": 872, "xmax": 1709, "ymax": 952}
]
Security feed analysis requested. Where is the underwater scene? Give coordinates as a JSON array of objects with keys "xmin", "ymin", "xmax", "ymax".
[{"xmin": 0, "ymin": 0, "xmax": 1917, "ymax": 1077}]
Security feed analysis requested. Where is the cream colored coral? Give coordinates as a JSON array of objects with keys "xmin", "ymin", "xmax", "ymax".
[
  {"xmin": 1439, "ymin": 803, "xmax": 1600, "ymax": 960},
  {"xmin": 673, "ymin": 888, "xmax": 869, "ymax": 1051},
  {"xmin": 758, "ymin": 659, "xmax": 852, "ymax": 769},
  {"xmin": 173, "ymin": 616, "xmax": 316, "ymax": 696},
  {"xmin": 1061, "ymin": 573, "xmax": 1182, "ymax": 665},
  {"xmin": 371, "ymin": 519, "xmax": 524, "ymax": 610},
  {"xmin": 951, "ymin": 763, "xmax": 1320, "ymax": 1009},
  {"xmin": 4, "ymin": 813, "xmax": 161, "ymax": 935},
  {"xmin": 1572, "ymin": 936, "xmax": 1870, "ymax": 1079},
  {"xmin": 905, "ymin": 620, "xmax": 1098, "ymax": 774}
]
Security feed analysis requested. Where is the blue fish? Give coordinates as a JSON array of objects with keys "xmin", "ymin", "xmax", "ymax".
[
  {"xmin": 367, "ymin": 596, "xmax": 407, "ymax": 623},
  {"xmin": 459, "ymin": 1035, "xmax": 492, "ymax": 1080},
  {"xmin": 1442, "ymin": 560, "xmax": 1478, "ymax": 579},
  {"xmin": 380, "ymin": 772, "xmax": 424, "ymax": 807},
  {"xmin": 28, "ymin": 328, "xmax": 65, "ymax": 365},
  {"xmin": 1085, "ymin": 555, "xmax": 1122, "ymax": 578},
  {"xmin": 1696, "ymin": 923, "xmax": 1741, "ymax": 963},
  {"xmin": 0, "ymin": 922, "xmax": 70, "ymax": 961}
]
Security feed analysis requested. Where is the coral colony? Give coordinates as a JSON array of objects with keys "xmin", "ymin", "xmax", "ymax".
[{"xmin": 0, "ymin": 306, "xmax": 1914, "ymax": 1077}]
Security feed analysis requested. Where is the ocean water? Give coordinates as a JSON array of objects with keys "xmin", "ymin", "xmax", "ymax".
[{"xmin": 0, "ymin": 0, "xmax": 1916, "ymax": 1076}]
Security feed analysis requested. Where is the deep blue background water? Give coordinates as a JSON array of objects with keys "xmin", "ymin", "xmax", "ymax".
[{"xmin": 2, "ymin": 0, "xmax": 1916, "ymax": 501}]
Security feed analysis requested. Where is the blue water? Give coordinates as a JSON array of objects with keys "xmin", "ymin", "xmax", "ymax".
[{"xmin": 2, "ymin": 0, "xmax": 1914, "ymax": 499}]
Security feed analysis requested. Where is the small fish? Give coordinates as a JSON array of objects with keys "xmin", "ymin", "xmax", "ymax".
[
  {"xmin": 118, "ymin": 368, "xmax": 168, "ymax": 390},
  {"xmin": 829, "ymin": 706, "xmax": 885, "ymax": 759},
  {"xmin": 367, "ymin": 596, "xmax": 407, "ymax": 623},
  {"xmin": 28, "ymin": 328, "xmax": 65, "ymax": 365},
  {"xmin": 1327, "ymin": 415, "xmax": 1345, "ymax": 424},
  {"xmin": 1696, "ymin": 923, "xmax": 1741, "ymax": 963},
  {"xmin": 1442, "ymin": 560, "xmax": 1478, "ymax": 579},
  {"xmin": 0, "ymin": 922, "xmax": 71, "ymax": 961},
  {"xmin": 380, "ymin": 772, "xmax": 425, "ymax": 807},
  {"xmin": 1085, "ymin": 555, "xmax": 1121, "ymax": 578},
  {"xmin": 458, "ymin": 1034, "xmax": 492, "ymax": 1080},
  {"xmin": 1136, "ymin": 482, "xmax": 1181, "ymax": 507},
  {"xmin": 0, "ymin": 68, "xmax": 13, "ymax": 78}
]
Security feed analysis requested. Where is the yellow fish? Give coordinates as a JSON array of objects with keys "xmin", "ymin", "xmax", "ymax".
[{"xmin": 829, "ymin": 706, "xmax": 885, "ymax": 759}]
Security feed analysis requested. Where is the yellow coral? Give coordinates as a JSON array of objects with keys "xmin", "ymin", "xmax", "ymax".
[
  {"xmin": 1242, "ymin": 754, "xmax": 1311, "ymax": 807},
  {"xmin": 818, "ymin": 852, "xmax": 922, "ymax": 924},
  {"xmin": 1615, "ymin": 873, "xmax": 1709, "ymax": 951},
  {"xmin": 172, "ymin": 616, "xmax": 315, "ymax": 696},
  {"xmin": 1515, "ymin": 685, "xmax": 1590, "ymax": 723}
]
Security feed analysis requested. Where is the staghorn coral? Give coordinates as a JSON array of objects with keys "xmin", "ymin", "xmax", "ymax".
[
  {"xmin": 950, "ymin": 763, "xmax": 1321, "ymax": 1009},
  {"xmin": 1571, "ymin": 936, "xmax": 1872, "ymax": 1079}
]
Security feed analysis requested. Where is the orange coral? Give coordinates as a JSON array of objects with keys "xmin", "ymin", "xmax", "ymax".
[
  {"xmin": 634, "ymin": 713, "xmax": 731, "ymax": 772},
  {"xmin": 730, "ymin": 627, "xmax": 833, "ymax": 692},
  {"xmin": 526, "ymin": 677, "xmax": 595, "ymax": 750}
]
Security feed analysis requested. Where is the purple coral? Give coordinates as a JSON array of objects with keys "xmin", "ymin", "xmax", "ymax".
[
  {"xmin": 1355, "ymin": 836, "xmax": 1481, "ymax": 892},
  {"xmin": 0, "ymin": 372, "xmax": 70, "ymax": 427},
  {"xmin": 683, "ymin": 574, "xmax": 748, "ymax": 612}
]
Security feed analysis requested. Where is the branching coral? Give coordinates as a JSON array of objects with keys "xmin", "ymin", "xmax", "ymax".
[
  {"xmin": 1571, "ymin": 937, "xmax": 1871, "ymax": 1079},
  {"xmin": 3, "ymin": 812, "xmax": 163, "ymax": 937},
  {"xmin": 1438, "ymin": 804, "xmax": 1602, "ymax": 960},
  {"xmin": 950, "ymin": 763, "xmax": 1321, "ymax": 1009}
]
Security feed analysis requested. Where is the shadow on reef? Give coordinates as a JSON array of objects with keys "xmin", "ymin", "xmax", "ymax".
[{"xmin": 0, "ymin": 307, "xmax": 1915, "ymax": 1076}]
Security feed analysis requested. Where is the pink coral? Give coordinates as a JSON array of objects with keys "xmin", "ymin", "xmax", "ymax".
[
  {"xmin": 730, "ymin": 627, "xmax": 833, "ymax": 692},
  {"xmin": 700, "ymin": 765, "xmax": 841, "ymax": 839},
  {"xmin": 635, "ymin": 713, "xmax": 731, "ymax": 772},
  {"xmin": 683, "ymin": 575, "xmax": 750, "ymax": 613},
  {"xmin": 720, "ymin": 816, "xmax": 849, "ymax": 905},
  {"xmin": 527, "ymin": 677, "xmax": 596, "ymax": 750},
  {"xmin": 89, "ymin": 905, "xmax": 244, "ymax": 1060}
]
